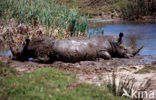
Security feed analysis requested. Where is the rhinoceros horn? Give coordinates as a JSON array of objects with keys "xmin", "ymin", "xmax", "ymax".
[{"xmin": 133, "ymin": 46, "xmax": 144, "ymax": 56}]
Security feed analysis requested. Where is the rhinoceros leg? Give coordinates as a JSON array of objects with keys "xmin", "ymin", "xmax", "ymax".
[
  {"xmin": 98, "ymin": 50, "xmax": 112, "ymax": 60},
  {"xmin": 34, "ymin": 50, "xmax": 50, "ymax": 63},
  {"xmin": 34, "ymin": 56, "xmax": 49, "ymax": 63}
]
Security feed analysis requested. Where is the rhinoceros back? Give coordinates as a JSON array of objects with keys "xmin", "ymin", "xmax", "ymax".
[{"xmin": 53, "ymin": 39, "xmax": 97, "ymax": 62}]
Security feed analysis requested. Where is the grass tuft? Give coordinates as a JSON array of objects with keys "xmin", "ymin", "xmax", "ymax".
[
  {"xmin": 135, "ymin": 66, "xmax": 156, "ymax": 74},
  {"xmin": 0, "ymin": 61, "xmax": 17, "ymax": 77}
]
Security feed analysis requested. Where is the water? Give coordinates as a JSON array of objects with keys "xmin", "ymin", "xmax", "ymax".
[
  {"xmin": 0, "ymin": 21, "xmax": 156, "ymax": 58},
  {"xmin": 0, "ymin": 44, "xmax": 12, "ymax": 56},
  {"xmin": 87, "ymin": 21, "xmax": 156, "ymax": 56},
  {"xmin": 0, "ymin": 50, "xmax": 12, "ymax": 56}
]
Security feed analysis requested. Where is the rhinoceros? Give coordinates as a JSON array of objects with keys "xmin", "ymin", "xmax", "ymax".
[{"xmin": 10, "ymin": 33, "xmax": 143, "ymax": 63}]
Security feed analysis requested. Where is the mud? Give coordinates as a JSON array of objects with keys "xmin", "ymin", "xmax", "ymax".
[{"xmin": 0, "ymin": 54, "xmax": 154, "ymax": 74}]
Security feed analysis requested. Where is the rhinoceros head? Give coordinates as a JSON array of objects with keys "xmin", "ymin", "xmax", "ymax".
[
  {"xmin": 115, "ymin": 32, "xmax": 143, "ymax": 58},
  {"xmin": 10, "ymin": 39, "xmax": 30, "ymax": 60}
]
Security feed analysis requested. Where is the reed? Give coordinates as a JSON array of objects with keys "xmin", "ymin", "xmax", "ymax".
[
  {"xmin": 0, "ymin": 0, "xmax": 88, "ymax": 36},
  {"xmin": 116, "ymin": 0, "xmax": 156, "ymax": 20}
]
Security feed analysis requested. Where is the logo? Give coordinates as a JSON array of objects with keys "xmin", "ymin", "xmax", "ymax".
[{"xmin": 122, "ymin": 88, "xmax": 155, "ymax": 99}]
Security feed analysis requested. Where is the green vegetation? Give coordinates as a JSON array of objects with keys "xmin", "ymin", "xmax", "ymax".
[
  {"xmin": 98, "ymin": 76, "xmax": 103, "ymax": 80},
  {"xmin": 115, "ymin": 0, "xmax": 156, "ymax": 20},
  {"xmin": 0, "ymin": 0, "xmax": 88, "ymax": 35},
  {"xmin": 0, "ymin": 61, "xmax": 17, "ymax": 77},
  {"xmin": 0, "ymin": 61, "xmax": 128, "ymax": 100},
  {"xmin": 135, "ymin": 69, "xmax": 150, "ymax": 74},
  {"xmin": 79, "ymin": 0, "xmax": 155, "ymax": 20},
  {"xmin": 135, "ymin": 66, "xmax": 156, "ymax": 74},
  {"xmin": 144, "ymin": 66, "xmax": 156, "ymax": 70},
  {"xmin": 79, "ymin": 0, "xmax": 120, "ymax": 17}
]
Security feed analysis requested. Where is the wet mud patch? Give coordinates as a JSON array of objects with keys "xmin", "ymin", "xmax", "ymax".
[{"xmin": 0, "ymin": 55, "xmax": 154, "ymax": 74}]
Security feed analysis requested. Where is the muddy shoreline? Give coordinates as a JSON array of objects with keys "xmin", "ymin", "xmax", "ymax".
[
  {"xmin": 1, "ymin": 54, "xmax": 156, "ymax": 99},
  {"xmin": 0, "ymin": 54, "xmax": 155, "ymax": 74},
  {"xmin": 88, "ymin": 18, "xmax": 156, "ymax": 26}
]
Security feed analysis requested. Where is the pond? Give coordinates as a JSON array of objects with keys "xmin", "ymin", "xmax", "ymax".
[{"xmin": 87, "ymin": 20, "xmax": 156, "ymax": 57}]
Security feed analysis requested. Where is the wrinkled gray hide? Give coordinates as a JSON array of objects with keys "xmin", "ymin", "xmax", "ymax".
[{"xmin": 10, "ymin": 33, "xmax": 143, "ymax": 63}]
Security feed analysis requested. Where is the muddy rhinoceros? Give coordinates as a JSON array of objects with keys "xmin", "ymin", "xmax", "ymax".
[{"xmin": 10, "ymin": 33, "xmax": 143, "ymax": 63}]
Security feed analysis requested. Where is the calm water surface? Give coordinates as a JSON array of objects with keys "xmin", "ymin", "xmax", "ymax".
[{"xmin": 87, "ymin": 21, "xmax": 156, "ymax": 56}]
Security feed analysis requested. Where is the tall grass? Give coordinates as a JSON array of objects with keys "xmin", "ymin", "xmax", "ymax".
[
  {"xmin": 0, "ymin": 0, "xmax": 88, "ymax": 35},
  {"xmin": 116, "ymin": 0, "xmax": 156, "ymax": 20}
]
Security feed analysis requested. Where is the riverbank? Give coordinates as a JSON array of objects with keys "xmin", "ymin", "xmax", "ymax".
[
  {"xmin": 0, "ymin": 60, "xmax": 130, "ymax": 100},
  {"xmin": 88, "ymin": 18, "xmax": 156, "ymax": 23},
  {"xmin": 0, "ymin": 54, "xmax": 156, "ymax": 99}
]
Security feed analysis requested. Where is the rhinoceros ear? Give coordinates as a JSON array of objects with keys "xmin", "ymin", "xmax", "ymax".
[
  {"xmin": 23, "ymin": 39, "xmax": 30, "ymax": 50},
  {"xmin": 118, "ymin": 32, "xmax": 124, "ymax": 44},
  {"xmin": 25, "ymin": 39, "xmax": 30, "ymax": 48},
  {"xmin": 22, "ymin": 38, "xmax": 30, "ymax": 53},
  {"xmin": 9, "ymin": 44, "xmax": 16, "ymax": 56}
]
